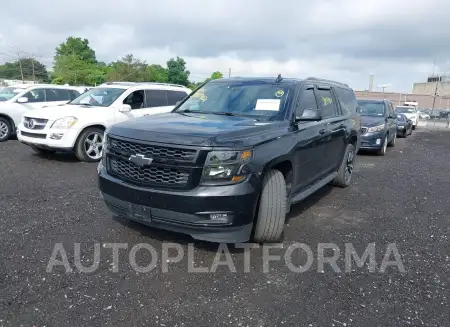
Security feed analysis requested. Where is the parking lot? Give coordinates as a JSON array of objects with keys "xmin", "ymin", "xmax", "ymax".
[{"xmin": 1, "ymin": 128, "xmax": 449, "ymax": 327}]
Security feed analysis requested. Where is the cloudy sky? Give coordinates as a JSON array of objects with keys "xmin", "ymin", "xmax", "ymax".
[{"xmin": 0, "ymin": 0, "xmax": 449, "ymax": 92}]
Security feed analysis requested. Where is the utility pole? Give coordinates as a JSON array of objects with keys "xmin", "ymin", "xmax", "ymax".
[
  {"xmin": 17, "ymin": 52, "xmax": 24, "ymax": 83},
  {"xmin": 228, "ymin": 68, "xmax": 231, "ymax": 78},
  {"xmin": 431, "ymin": 80, "xmax": 439, "ymax": 110}
]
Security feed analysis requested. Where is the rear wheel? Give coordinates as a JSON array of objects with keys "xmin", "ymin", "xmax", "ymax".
[
  {"xmin": 331, "ymin": 144, "xmax": 356, "ymax": 188},
  {"xmin": 74, "ymin": 127, "xmax": 104, "ymax": 162},
  {"xmin": 0, "ymin": 117, "xmax": 12, "ymax": 142},
  {"xmin": 252, "ymin": 169, "xmax": 287, "ymax": 243}
]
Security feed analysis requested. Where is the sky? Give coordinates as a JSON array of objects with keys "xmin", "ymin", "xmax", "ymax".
[{"xmin": 0, "ymin": 0, "xmax": 449, "ymax": 93}]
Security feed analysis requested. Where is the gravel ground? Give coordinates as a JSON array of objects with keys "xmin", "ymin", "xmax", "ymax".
[{"xmin": 0, "ymin": 128, "xmax": 449, "ymax": 327}]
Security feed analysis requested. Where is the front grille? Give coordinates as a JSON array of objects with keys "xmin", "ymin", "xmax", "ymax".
[
  {"xmin": 23, "ymin": 117, "xmax": 48, "ymax": 130},
  {"xmin": 106, "ymin": 136, "xmax": 202, "ymax": 189},
  {"xmin": 109, "ymin": 157, "xmax": 190, "ymax": 187},
  {"xmin": 21, "ymin": 131, "xmax": 46, "ymax": 139},
  {"xmin": 110, "ymin": 138, "xmax": 196, "ymax": 162},
  {"xmin": 360, "ymin": 127, "xmax": 368, "ymax": 135}
]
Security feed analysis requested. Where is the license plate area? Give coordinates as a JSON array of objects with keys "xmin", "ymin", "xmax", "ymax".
[{"xmin": 128, "ymin": 203, "xmax": 152, "ymax": 222}]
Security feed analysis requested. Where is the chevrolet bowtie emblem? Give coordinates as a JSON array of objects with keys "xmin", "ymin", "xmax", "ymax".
[{"xmin": 129, "ymin": 154, "xmax": 153, "ymax": 167}]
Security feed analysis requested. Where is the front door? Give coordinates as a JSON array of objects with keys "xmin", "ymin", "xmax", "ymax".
[{"xmin": 292, "ymin": 86, "xmax": 329, "ymax": 193}]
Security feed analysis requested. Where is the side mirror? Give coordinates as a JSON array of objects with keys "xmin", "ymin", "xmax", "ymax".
[
  {"xmin": 295, "ymin": 108, "xmax": 322, "ymax": 121},
  {"xmin": 17, "ymin": 97, "xmax": 28, "ymax": 103},
  {"xmin": 119, "ymin": 104, "xmax": 132, "ymax": 112}
]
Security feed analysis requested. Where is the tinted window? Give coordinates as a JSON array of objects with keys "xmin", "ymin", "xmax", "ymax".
[
  {"xmin": 22, "ymin": 89, "xmax": 46, "ymax": 103},
  {"xmin": 145, "ymin": 90, "xmax": 168, "ymax": 107},
  {"xmin": 167, "ymin": 91, "xmax": 188, "ymax": 106},
  {"xmin": 335, "ymin": 87, "xmax": 358, "ymax": 114},
  {"xmin": 69, "ymin": 90, "xmax": 81, "ymax": 100},
  {"xmin": 316, "ymin": 89, "xmax": 337, "ymax": 118},
  {"xmin": 124, "ymin": 90, "xmax": 145, "ymax": 110},
  {"xmin": 46, "ymin": 89, "xmax": 71, "ymax": 101},
  {"xmin": 296, "ymin": 88, "xmax": 317, "ymax": 115}
]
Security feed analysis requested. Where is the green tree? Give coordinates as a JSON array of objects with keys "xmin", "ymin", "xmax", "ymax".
[
  {"xmin": 0, "ymin": 58, "xmax": 49, "ymax": 82},
  {"xmin": 53, "ymin": 54, "xmax": 95, "ymax": 85},
  {"xmin": 167, "ymin": 56, "xmax": 190, "ymax": 86},
  {"xmin": 147, "ymin": 64, "xmax": 168, "ymax": 82},
  {"xmin": 210, "ymin": 71, "xmax": 223, "ymax": 80},
  {"xmin": 54, "ymin": 37, "xmax": 97, "ymax": 64},
  {"xmin": 106, "ymin": 54, "xmax": 148, "ymax": 82}
]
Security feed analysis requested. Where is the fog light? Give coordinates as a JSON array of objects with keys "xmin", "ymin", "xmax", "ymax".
[
  {"xmin": 376, "ymin": 139, "xmax": 381, "ymax": 145},
  {"xmin": 50, "ymin": 133, "xmax": 64, "ymax": 140},
  {"xmin": 210, "ymin": 213, "xmax": 230, "ymax": 221}
]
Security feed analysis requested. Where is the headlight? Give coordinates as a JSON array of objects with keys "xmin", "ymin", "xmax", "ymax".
[
  {"xmin": 398, "ymin": 125, "xmax": 404, "ymax": 129},
  {"xmin": 51, "ymin": 116, "xmax": 78, "ymax": 129},
  {"xmin": 367, "ymin": 124, "xmax": 385, "ymax": 133},
  {"xmin": 201, "ymin": 150, "xmax": 253, "ymax": 185}
]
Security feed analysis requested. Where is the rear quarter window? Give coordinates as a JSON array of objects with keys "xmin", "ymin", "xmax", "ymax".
[{"xmin": 334, "ymin": 87, "xmax": 358, "ymax": 114}]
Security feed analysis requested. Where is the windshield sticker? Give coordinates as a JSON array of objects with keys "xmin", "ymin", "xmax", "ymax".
[
  {"xmin": 321, "ymin": 97, "xmax": 333, "ymax": 106},
  {"xmin": 275, "ymin": 90, "xmax": 284, "ymax": 97},
  {"xmin": 200, "ymin": 95, "xmax": 207, "ymax": 102},
  {"xmin": 255, "ymin": 99, "xmax": 281, "ymax": 111}
]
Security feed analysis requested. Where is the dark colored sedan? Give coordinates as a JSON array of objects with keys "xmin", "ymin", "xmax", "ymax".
[{"xmin": 396, "ymin": 113, "xmax": 412, "ymax": 137}]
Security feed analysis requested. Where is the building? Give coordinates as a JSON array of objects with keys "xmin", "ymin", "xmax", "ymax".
[
  {"xmin": 412, "ymin": 74, "xmax": 450, "ymax": 97},
  {"xmin": 354, "ymin": 91, "xmax": 450, "ymax": 109}
]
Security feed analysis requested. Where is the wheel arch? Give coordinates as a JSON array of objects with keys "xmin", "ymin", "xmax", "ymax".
[
  {"xmin": 73, "ymin": 124, "xmax": 107, "ymax": 147},
  {"xmin": 0, "ymin": 113, "xmax": 16, "ymax": 133}
]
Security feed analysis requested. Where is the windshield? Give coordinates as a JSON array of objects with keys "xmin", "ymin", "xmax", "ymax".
[
  {"xmin": 69, "ymin": 87, "xmax": 126, "ymax": 107},
  {"xmin": 0, "ymin": 86, "xmax": 24, "ymax": 101},
  {"xmin": 395, "ymin": 107, "xmax": 416, "ymax": 113},
  {"xmin": 396, "ymin": 114, "xmax": 406, "ymax": 122},
  {"xmin": 357, "ymin": 101, "xmax": 385, "ymax": 116},
  {"xmin": 174, "ymin": 81, "xmax": 293, "ymax": 120}
]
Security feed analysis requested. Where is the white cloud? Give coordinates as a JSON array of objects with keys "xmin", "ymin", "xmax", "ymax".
[{"xmin": 1, "ymin": 0, "xmax": 449, "ymax": 92}]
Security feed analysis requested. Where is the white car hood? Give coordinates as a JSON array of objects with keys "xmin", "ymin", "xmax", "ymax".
[
  {"xmin": 24, "ymin": 104, "xmax": 108, "ymax": 120},
  {"xmin": 401, "ymin": 113, "xmax": 417, "ymax": 119}
]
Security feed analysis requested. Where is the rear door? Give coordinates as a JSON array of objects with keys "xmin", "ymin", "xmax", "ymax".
[
  {"xmin": 142, "ymin": 89, "xmax": 173, "ymax": 116},
  {"xmin": 315, "ymin": 87, "xmax": 347, "ymax": 173},
  {"xmin": 291, "ymin": 85, "xmax": 329, "ymax": 192}
]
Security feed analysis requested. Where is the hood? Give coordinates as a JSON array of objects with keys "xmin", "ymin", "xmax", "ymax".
[
  {"xmin": 23, "ymin": 104, "xmax": 108, "ymax": 120},
  {"xmin": 108, "ymin": 112, "xmax": 288, "ymax": 147},
  {"xmin": 361, "ymin": 116, "xmax": 386, "ymax": 127}
]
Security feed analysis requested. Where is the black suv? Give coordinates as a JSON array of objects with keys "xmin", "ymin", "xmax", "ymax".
[
  {"xmin": 357, "ymin": 99, "xmax": 398, "ymax": 156},
  {"xmin": 98, "ymin": 76, "xmax": 361, "ymax": 243}
]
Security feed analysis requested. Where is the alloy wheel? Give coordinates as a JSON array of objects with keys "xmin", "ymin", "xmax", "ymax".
[
  {"xmin": 84, "ymin": 132, "xmax": 104, "ymax": 160},
  {"xmin": 0, "ymin": 121, "xmax": 9, "ymax": 140},
  {"xmin": 344, "ymin": 149, "xmax": 355, "ymax": 183}
]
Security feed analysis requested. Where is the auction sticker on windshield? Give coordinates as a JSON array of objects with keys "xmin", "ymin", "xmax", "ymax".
[{"xmin": 255, "ymin": 99, "xmax": 281, "ymax": 111}]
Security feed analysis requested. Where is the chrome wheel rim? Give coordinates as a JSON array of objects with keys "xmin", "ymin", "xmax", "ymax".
[
  {"xmin": 383, "ymin": 137, "xmax": 388, "ymax": 153},
  {"xmin": 0, "ymin": 121, "xmax": 8, "ymax": 139},
  {"xmin": 344, "ymin": 149, "xmax": 355, "ymax": 183},
  {"xmin": 84, "ymin": 132, "xmax": 104, "ymax": 160}
]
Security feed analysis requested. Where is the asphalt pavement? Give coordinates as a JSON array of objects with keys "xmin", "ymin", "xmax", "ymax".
[{"xmin": 1, "ymin": 128, "xmax": 449, "ymax": 327}]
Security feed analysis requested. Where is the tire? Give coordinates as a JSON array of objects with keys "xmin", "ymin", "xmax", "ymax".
[
  {"xmin": 74, "ymin": 127, "xmax": 105, "ymax": 162},
  {"xmin": 412, "ymin": 125, "xmax": 416, "ymax": 130},
  {"xmin": 377, "ymin": 135, "xmax": 388, "ymax": 156},
  {"xmin": 388, "ymin": 132, "xmax": 396, "ymax": 147},
  {"xmin": 252, "ymin": 169, "xmax": 287, "ymax": 243},
  {"xmin": 0, "ymin": 117, "xmax": 12, "ymax": 142},
  {"xmin": 331, "ymin": 144, "xmax": 356, "ymax": 188},
  {"xmin": 30, "ymin": 145, "xmax": 55, "ymax": 154}
]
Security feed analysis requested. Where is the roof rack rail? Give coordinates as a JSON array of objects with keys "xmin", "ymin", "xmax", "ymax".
[
  {"xmin": 305, "ymin": 77, "xmax": 349, "ymax": 87},
  {"xmin": 138, "ymin": 82, "xmax": 188, "ymax": 88}
]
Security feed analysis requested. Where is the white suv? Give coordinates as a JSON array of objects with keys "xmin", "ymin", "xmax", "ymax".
[
  {"xmin": 0, "ymin": 84, "xmax": 86, "ymax": 141},
  {"xmin": 17, "ymin": 82, "xmax": 191, "ymax": 162}
]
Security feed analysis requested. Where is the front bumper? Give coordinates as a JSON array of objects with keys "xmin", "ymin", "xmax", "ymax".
[
  {"xmin": 397, "ymin": 125, "xmax": 408, "ymax": 136},
  {"xmin": 17, "ymin": 123, "xmax": 79, "ymax": 150},
  {"xmin": 98, "ymin": 164, "xmax": 260, "ymax": 243},
  {"xmin": 359, "ymin": 130, "xmax": 386, "ymax": 150}
]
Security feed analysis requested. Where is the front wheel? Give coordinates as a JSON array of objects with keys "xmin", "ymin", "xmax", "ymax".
[
  {"xmin": 377, "ymin": 135, "xmax": 388, "ymax": 156},
  {"xmin": 0, "ymin": 117, "xmax": 12, "ymax": 142},
  {"xmin": 252, "ymin": 169, "xmax": 287, "ymax": 243},
  {"xmin": 388, "ymin": 132, "xmax": 396, "ymax": 147},
  {"xmin": 74, "ymin": 127, "xmax": 105, "ymax": 162}
]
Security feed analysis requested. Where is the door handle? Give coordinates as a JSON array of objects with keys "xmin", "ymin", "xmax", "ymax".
[{"xmin": 319, "ymin": 129, "xmax": 326, "ymax": 135}]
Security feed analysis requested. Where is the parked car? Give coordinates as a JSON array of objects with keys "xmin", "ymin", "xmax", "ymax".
[
  {"xmin": 17, "ymin": 82, "xmax": 191, "ymax": 161},
  {"xmin": 357, "ymin": 99, "xmax": 397, "ymax": 156},
  {"xmin": 417, "ymin": 111, "xmax": 430, "ymax": 119},
  {"xmin": 396, "ymin": 113, "xmax": 413, "ymax": 137},
  {"xmin": 0, "ymin": 84, "xmax": 84, "ymax": 142},
  {"xmin": 394, "ymin": 106, "xmax": 419, "ymax": 129},
  {"xmin": 98, "ymin": 76, "xmax": 361, "ymax": 243}
]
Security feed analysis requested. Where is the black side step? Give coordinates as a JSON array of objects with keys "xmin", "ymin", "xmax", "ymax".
[{"xmin": 290, "ymin": 172, "xmax": 338, "ymax": 205}]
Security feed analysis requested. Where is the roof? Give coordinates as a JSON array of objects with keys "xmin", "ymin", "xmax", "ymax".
[
  {"xmin": 357, "ymin": 98, "xmax": 388, "ymax": 103},
  {"xmin": 98, "ymin": 82, "xmax": 190, "ymax": 91},
  {"xmin": 209, "ymin": 76, "xmax": 349, "ymax": 87}
]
